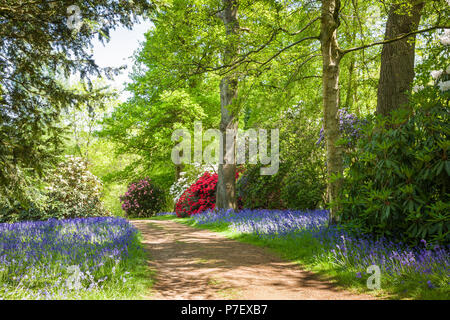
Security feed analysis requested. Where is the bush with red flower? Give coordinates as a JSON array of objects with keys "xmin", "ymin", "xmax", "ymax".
[
  {"xmin": 120, "ymin": 177, "xmax": 166, "ymax": 218},
  {"xmin": 175, "ymin": 170, "xmax": 242, "ymax": 217}
]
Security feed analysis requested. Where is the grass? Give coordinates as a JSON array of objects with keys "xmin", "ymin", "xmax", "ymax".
[{"xmin": 151, "ymin": 214, "xmax": 449, "ymax": 300}]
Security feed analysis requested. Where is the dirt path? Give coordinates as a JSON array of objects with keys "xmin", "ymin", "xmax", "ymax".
[{"xmin": 131, "ymin": 219, "xmax": 376, "ymax": 300}]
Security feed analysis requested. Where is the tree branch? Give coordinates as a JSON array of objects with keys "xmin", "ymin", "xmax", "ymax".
[
  {"xmin": 258, "ymin": 36, "xmax": 320, "ymax": 68},
  {"xmin": 279, "ymin": 16, "xmax": 320, "ymax": 36},
  {"xmin": 341, "ymin": 26, "xmax": 449, "ymax": 55}
]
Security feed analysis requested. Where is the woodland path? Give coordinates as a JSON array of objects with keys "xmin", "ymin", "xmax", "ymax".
[{"xmin": 131, "ymin": 219, "xmax": 376, "ymax": 300}]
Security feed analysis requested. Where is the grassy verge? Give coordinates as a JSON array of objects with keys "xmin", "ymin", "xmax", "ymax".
[{"xmin": 150, "ymin": 215, "xmax": 449, "ymax": 300}]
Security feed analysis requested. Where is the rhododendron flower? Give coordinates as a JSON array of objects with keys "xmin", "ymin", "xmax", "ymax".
[
  {"xmin": 437, "ymin": 80, "xmax": 450, "ymax": 92},
  {"xmin": 431, "ymin": 70, "xmax": 443, "ymax": 80},
  {"xmin": 439, "ymin": 29, "xmax": 450, "ymax": 46},
  {"xmin": 175, "ymin": 170, "xmax": 242, "ymax": 217}
]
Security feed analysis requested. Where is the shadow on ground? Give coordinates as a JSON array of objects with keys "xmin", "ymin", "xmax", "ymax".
[{"xmin": 132, "ymin": 219, "xmax": 375, "ymax": 300}]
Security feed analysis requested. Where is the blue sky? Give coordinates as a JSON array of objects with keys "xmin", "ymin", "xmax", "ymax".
[{"xmin": 89, "ymin": 18, "xmax": 154, "ymax": 101}]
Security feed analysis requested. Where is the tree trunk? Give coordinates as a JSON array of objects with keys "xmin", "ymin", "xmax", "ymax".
[
  {"xmin": 321, "ymin": 0, "xmax": 343, "ymax": 224},
  {"xmin": 175, "ymin": 164, "xmax": 183, "ymax": 180},
  {"xmin": 344, "ymin": 0, "xmax": 357, "ymax": 113},
  {"xmin": 376, "ymin": 1, "xmax": 424, "ymax": 116},
  {"xmin": 216, "ymin": 0, "xmax": 239, "ymax": 211},
  {"xmin": 354, "ymin": 70, "xmax": 360, "ymax": 116},
  {"xmin": 345, "ymin": 58, "xmax": 355, "ymax": 110}
]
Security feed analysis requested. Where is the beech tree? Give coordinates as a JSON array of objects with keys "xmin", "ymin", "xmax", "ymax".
[
  {"xmin": 215, "ymin": 0, "xmax": 240, "ymax": 210},
  {"xmin": 320, "ymin": 0, "xmax": 343, "ymax": 223},
  {"xmin": 115, "ymin": 0, "xmax": 290, "ymax": 210}
]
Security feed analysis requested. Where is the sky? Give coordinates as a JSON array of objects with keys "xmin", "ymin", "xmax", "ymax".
[{"xmin": 88, "ymin": 18, "xmax": 154, "ymax": 101}]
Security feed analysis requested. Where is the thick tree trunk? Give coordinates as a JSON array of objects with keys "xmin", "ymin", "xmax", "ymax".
[
  {"xmin": 376, "ymin": 1, "xmax": 424, "ymax": 116},
  {"xmin": 321, "ymin": 0, "xmax": 343, "ymax": 224},
  {"xmin": 216, "ymin": 0, "xmax": 239, "ymax": 210}
]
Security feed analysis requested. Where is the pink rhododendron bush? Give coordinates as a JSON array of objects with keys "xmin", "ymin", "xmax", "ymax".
[{"xmin": 120, "ymin": 177, "xmax": 166, "ymax": 218}]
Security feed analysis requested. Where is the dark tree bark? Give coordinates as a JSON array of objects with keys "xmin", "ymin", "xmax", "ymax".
[
  {"xmin": 376, "ymin": 1, "xmax": 424, "ymax": 116},
  {"xmin": 216, "ymin": 0, "xmax": 239, "ymax": 210},
  {"xmin": 175, "ymin": 164, "xmax": 183, "ymax": 180}
]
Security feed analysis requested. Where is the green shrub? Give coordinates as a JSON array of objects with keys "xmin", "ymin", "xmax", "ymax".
[
  {"xmin": 237, "ymin": 161, "xmax": 326, "ymax": 211},
  {"xmin": 237, "ymin": 108, "xmax": 327, "ymax": 210},
  {"xmin": 281, "ymin": 169, "xmax": 325, "ymax": 210},
  {"xmin": 102, "ymin": 183, "xmax": 128, "ymax": 217},
  {"xmin": 0, "ymin": 156, "xmax": 110, "ymax": 222},
  {"xmin": 0, "ymin": 201, "xmax": 46, "ymax": 223},
  {"xmin": 237, "ymin": 164, "xmax": 287, "ymax": 209},
  {"xmin": 338, "ymin": 103, "xmax": 449, "ymax": 244}
]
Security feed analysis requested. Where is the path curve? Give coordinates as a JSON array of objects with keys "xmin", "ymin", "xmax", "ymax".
[{"xmin": 131, "ymin": 219, "xmax": 375, "ymax": 300}]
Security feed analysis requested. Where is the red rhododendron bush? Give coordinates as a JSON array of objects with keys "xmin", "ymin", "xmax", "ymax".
[
  {"xmin": 175, "ymin": 171, "xmax": 242, "ymax": 217},
  {"xmin": 175, "ymin": 172, "xmax": 217, "ymax": 217}
]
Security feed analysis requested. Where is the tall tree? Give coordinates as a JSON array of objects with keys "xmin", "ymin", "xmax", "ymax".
[
  {"xmin": 216, "ymin": 0, "xmax": 240, "ymax": 210},
  {"xmin": 377, "ymin": 0, "xmax": 425, "ymax": 116},
  {"xmin": 320, "ymin": 0, "xmax": 343, "ymax": 223}
]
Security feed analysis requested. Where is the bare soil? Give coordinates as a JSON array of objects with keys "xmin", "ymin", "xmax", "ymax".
[{"xmin": 131, "ymin": 219, "xmax": 376, "ymax": 300}]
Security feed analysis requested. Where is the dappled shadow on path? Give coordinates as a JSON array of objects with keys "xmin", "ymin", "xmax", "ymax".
[{"xmin": 131, "ymin": 219, "xmax": 375, "ymax": 300}]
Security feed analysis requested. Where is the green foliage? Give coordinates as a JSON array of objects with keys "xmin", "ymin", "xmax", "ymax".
[
  {"xmin": 338, "ymin": 101, "xmax": 450, "ymax": 244},
  {"xmin": 0, "ymin": 202, "xmax": 46, "ymax": 224},
  {"xmin": 99, "ymin": 83, "xmax": 218, "ymax": 190},
  {"xmin": 237, "ymin": 164, "xmax": 286, "ymax": 209},
  {"xmin": 281, "ymin": 170, "xmax": 326, "ymax": 210},
  {"xmin": 102, "ymin": 183, "xmax": 128, "ymax": 217},
  {"xmin": 0, "ymin": 156, "xmax": 110, "ymax": 222},
  {"xmin": 62, "ymin": 96, "xmax": 135, "ymax": 218},
  {"xmin": 237, "ymin": 162, "xmax": 326, "ymax": 211},
  {"xmin": 237, "ymin": 108, "xmax": 327, "ymax": 210}
]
